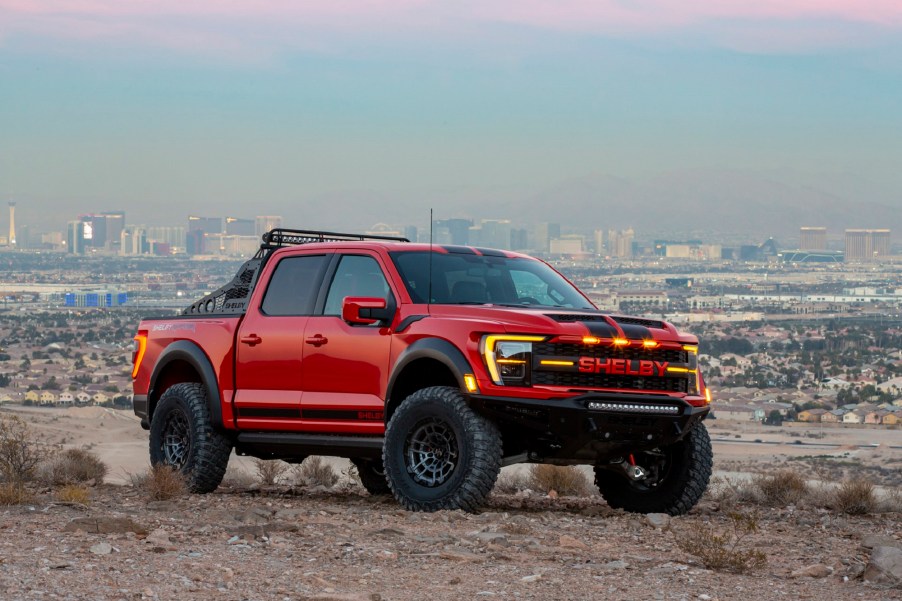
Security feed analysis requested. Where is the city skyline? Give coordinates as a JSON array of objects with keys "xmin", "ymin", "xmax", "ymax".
[{"xmin": 2, "ymin": 3, "xmax": 902, "ymax": 233}]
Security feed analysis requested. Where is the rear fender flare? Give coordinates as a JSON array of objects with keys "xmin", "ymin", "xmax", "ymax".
[{"xmin": 148, "ymin": 340, "xmax": 224, "ymax": 430}]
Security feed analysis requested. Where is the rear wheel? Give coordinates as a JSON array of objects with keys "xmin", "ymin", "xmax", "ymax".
[
  {"xmin": 594, "ymin": 422, "xmax": 712, "ymax": 515},
  {"xmin": 383, "ymin": 386, "xmax": 501, "ymax": 512},
  {"xmin": 149, "ymin": 383, "xmax": 232, "ymax": 493},
  {"xmin": 352, "ymin": 458, "xmax": 391, "ymax": 496}
]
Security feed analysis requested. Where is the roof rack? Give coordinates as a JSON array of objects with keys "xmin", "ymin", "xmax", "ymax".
[{"xmin": 260, "ymin": 228, "xmax": 409, "ymax": 253}]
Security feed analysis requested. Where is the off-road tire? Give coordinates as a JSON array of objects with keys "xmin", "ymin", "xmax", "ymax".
[
  {"xmin": 149, "ymin": 382, "xmax": 232, "ymax": 493},
  {"xmin": 383, "ymin": 386, "xmax": 502, "ymax": 512},
  {"xmin": 594, "ymin": 422, "xmax": 712, "ymax": 515},
  {"xmin": 352, "ymin": 457, "xmax": 391, "ymax": 496}
]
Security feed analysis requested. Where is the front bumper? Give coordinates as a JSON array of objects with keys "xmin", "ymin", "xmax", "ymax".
[{"xmin": 469, "ymin": 391, "xmax": 709, "ymax": 462}]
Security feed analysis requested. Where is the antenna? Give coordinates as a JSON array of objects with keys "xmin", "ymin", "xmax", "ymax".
[{"xmin": 428, "ymin": 208, "xmax": 433, "ymax": 312}]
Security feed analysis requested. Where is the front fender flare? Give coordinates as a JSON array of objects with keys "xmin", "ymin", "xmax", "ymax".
[{"xmin": 386, "ymin": 337, "xmax": 474, "ymax": 402}]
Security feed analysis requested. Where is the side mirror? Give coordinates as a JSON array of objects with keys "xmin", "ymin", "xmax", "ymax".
[{"xmin": 342, "ymin": 297, "xmax": 394, "ymax": 325}]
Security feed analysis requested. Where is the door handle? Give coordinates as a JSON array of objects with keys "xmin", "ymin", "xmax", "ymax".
[
  {"xmin": 305, "ymin": 335, "xmax": 328, "ymax": 347},
  {"xmin": 240, "ymin": 334, "xmax": 262, "ymax": 346}
]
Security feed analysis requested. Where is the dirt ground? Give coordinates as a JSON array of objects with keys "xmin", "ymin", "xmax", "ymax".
[{"xmin": 1, "ymin": 405, "xmax": 900, "ymax": 600}]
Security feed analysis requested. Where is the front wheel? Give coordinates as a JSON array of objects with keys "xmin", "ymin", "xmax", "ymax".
[
  {"xmin": 383, "ymin": 386, "xmax": 501, "ymax": 512},
  {"xmin": 149, "ymin": 383, "xmax": 232, "ymax": 493},
  {"xmin": 594, "ymin": 422, "xmax": 712, "ymax": 515}
]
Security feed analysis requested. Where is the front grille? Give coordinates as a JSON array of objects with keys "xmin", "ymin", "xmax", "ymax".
[
  {"xmin": 532, "ymin": 371, "xmax": 689, "ymax": 392},
  {"xmin": 533, "ymin": 342, "xmax": 687, "ymax": 363}
]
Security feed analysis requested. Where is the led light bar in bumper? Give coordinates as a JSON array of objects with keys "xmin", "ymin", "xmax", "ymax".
[{"xmin": 587, "ymin": 401, "xmax": 681, "ymax": 414}]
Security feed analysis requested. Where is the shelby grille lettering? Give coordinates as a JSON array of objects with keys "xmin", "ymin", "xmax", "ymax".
[{"xmin": 578, "ymin": 357, "xmax": 669, "ymax": 377}]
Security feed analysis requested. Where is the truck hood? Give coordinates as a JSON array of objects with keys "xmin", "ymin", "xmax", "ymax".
[{"xmin": 422, "ymin": 304, "xmax": 696, "ymax": 344}]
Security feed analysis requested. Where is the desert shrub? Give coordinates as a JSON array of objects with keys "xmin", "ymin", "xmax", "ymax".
[
  {"xmin": 38, "ymin": 448, "xmax": 108, "ymax": 485},
  {"xmin": 528, "ymin": 465, "xmax": 592, "ymax": 497},
  {"xmin": 834, "ymin": 477, "xmax": 877, "ymax": 515},
  {"xmin": 755, "ymin": 470, "xmax": 807, "ymax": 506},
  {"xmin": 0, "ymin": 415, "xmax": 44, "ymax": 483},
  {"xmin": 879, "ymin": 487, "xmax": 902, "ymax": 513},
  {"xmin": 130, "ymin": 465, "xmax": 187, "ymax": 501},
  {"xmin": 221, "ymin": 466, "xmax": 256, "ymax": 488},
  {"xmin": 253, "ymin": 458, "xmax": 289, "ymax": 485},
  {"xmin": 493, "ymin": 470, "xmax": 530, "ymax": 494},
  {"xmin": 674, "ymin": 512, "xmax": 767, "ymax": 574},
  {"xmin": 0, "ymin": 481, "xmax": 34, "ymax": 506},
  {"xmin": 707, "ymin": 476, "xmax": 760, "ymax": 509},
  {"xmin": 293, "ymin": 456, "xmax": 338, "ymax": 489},
  {"xmin": 55, "ymin": 484, "xmax": 91, "ymax": 505}
]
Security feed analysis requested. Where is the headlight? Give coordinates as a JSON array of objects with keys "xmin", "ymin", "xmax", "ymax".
[{"xmin": 481, "ymin": 335, "xmax": 545, "ymax": 386}]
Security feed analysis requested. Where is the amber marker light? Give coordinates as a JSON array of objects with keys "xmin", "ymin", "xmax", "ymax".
[
  {"xmin": 540, "ymin": 360, "xmax": 574, "ymax": 367},
  {"xmin": 642, "ymin": 340, "xmax": 659, "ymax": 348},
  {"xmin": 705, "ymin": 388, "xmax": 712, "ymax": 404},
  {"xmin": 464, "ymin": 374, "xmax": 479, "ymax": 393},
  {"xmin": 667, "ymin": 366, "xmax": 690, "ymax": 373},
  {"xmin": 612, "ymin": 338, "xmax": 630, "ymax": 347},
  {"xmin": 582, "ymin": 336, "xmax": 601, "ymax": 345},
  {"xmin": 683, "ymin": 345, "xmax": 698, "ymax": 353},
  {"xmin": 132, "ymin": 333, "xmax": 147, "ymax": 379}
]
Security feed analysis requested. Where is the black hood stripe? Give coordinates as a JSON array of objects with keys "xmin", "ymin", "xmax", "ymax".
[
  {"xmin": 618, "ymin": 323, "xmax": 652, "ymax": 341},
  {"xmin": 584, "ymin": 321, "xmax": 619, "ymax": 339}
]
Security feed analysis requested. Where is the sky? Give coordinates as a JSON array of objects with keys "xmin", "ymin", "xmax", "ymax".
[{"xmin": 2, "ymin": 1, "xmax": 902, "ymax": 235}]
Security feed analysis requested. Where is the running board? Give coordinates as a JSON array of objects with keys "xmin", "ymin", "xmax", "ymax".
[{"xmin": 235, "ymin": 432, "xmax": 384, "ymax": 461}]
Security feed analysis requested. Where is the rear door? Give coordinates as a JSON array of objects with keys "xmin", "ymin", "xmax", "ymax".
[
  {"xmin": 300, "ymin": 252, "xmax": 396, "ymax": 434},
  {"xmin": 234, "ymin": 252, "xmax": 330, "ymax": 430}
]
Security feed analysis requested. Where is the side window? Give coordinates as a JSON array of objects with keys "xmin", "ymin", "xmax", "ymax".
[
  {"xmin": 510, "ymin": 269, "xmax": 559, "ymax": 305},
  {"xmin": 324, "ymin": 255, "xmax": 392, "ymax": 315},
  {"xmin": 260, "ymin": 255, "xmax": 328, "ymax": 316}
]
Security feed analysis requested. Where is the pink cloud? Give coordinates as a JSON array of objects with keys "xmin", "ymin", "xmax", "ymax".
[{"xmin": 1, "ymin": 0, "xmax": 901, "ymax": 55}]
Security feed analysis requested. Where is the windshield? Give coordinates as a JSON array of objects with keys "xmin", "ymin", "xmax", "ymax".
[{"xmin": 390, "ymin": 251, "xmax": 594, "ymax": 309}]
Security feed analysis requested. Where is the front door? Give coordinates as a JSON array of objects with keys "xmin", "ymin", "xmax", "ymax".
[
  {"xmin": 234, "ymin": 253, "xmax": 329, "ymax": 430},
  {"xmin": 301, "ymin": 253, "xmax": 395, "ymax": 435}
]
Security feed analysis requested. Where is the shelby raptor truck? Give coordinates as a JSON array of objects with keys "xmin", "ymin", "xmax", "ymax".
[{"xmin": 132, "ymin": 229, "xmax": 713, "ymax": 514}]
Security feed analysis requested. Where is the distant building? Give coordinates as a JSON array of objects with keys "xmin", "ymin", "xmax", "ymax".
[
  {"xmin": 799, "ymin": 227, "xmax": 827, "ymax": 251},
  {"xmin": 255, "ymin": 216, "xmax": 282, "ymax": 238},
  {"xmin": 434, "ymin": 219, "xmax": 473, "ymax": 246},
  {"xmin": 607, "ymin": 228, "xmax": 635, "ymax": 258},
  {"xmin": 225, "ymin": 217, "xmax": 254, "ymax": 236},
  {"xmin": 67, "ymin": 221, "xmax": 86, "ymax": 255},
  {"xmin": 64, "ymin": 290, "xmax": 129, "ymax": 307},
  {"xmin": 534, "ymin": 222, "xmax": 561, "ymax": 253},
  {"xmin": 845, "ymin": 229, "xmax": 891, "ymax": 261}
]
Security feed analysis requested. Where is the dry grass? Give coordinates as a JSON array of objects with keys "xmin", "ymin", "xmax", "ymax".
[
  {"xmin": 834, "ymin": 477, "xmax": 877, "ymax": 515},
  {"xmin": 130, "ymin": 465, "xmax": 187, "ymax": 501},
  {"xmin": 707, "ymin": 476, "xmax": 760, "ymax": 510},
  {"xmin": 253, "ymin": 459, "xmax": 289, "ymax": 485},
  {"xmin": 0, "ymin": 414, "xmax": 44, "ymax": 483},
  {"xmin": 0, "ymin": 481, "xmax": 34, "ymax": 506},
  {"xmin": 754, "ymin": 470, "xmax": 807, "ymax": 507},
  {"xmin": 493, "ymin": 471, "xmax": 530, "ymax": 494},
  {"xmin": 38, "ymin": 448, "xmax": 108, "ymax": 486},
  {"xmin": 221, "ymin": 466, "xmax": 256, "ymax": 488},
  {"xmin": 674, "ymin": 512, "xmax": 767, "ymax": 574},
  {"xmin": 879, "ymin": 487, "xmax": 902, "ymax": 513},
  {"xmin": 292, "ymin": 457, "xmax": 339, "ymax": 489},
  {"xmin": 528, "ymin": 465, "xmax": 593, "ymax": 497},
  {"xmin": 55, "ymin": 484, "xmax": 91, "ymax": 505}
]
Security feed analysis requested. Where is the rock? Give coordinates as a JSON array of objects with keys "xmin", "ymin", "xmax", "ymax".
[
  {"xmin": 862, "ymin": 535, "xmax": 901, "ymax": 550},
  {"xmin": 89, "ymin": 542, "xmax": 113, "ymax": 555},
  {"xmin": 646, "ymin": 513, "xmax": 671, "ymax": 529},
  {"xmin": 520, "ymin": 574, "xmax": 542, "ymax": 583},
  {"xmin": 790, "ymin": 564, "xmax": 833, "ymax": 578},
  {"xmin": 64, "ymin": 517, "xmax": 146, "ymax": 535},
  {"xmin": 864, "ymin": 546, "xmax": 902, "ymax": 587},
  {"xmin": 467, "ymin": 531, "xmax": 510, "ymax": 546},
  {"xmin": 439, "ymin": 549, "xmax": 483, "ymax": 562},
  {"xmin": 144, "ymin": 528, "xmax": 170, "ymax": 546},
  {"xmin": 698, "ymin": 595, "xmax": 712, "ymax": 601},
  {"xmin": 599, "ymin": 560, "xmax": 629, "ymax": 570},
  {"xmin": 559, "ymin": 535, "xmax": 589, "ymax": 550}
]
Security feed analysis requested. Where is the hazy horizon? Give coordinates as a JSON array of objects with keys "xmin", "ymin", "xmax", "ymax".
[{"xmin": 3, "ymin": 2, "xmax": 902, "ymax": 237}]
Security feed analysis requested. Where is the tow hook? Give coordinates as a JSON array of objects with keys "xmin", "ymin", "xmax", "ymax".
[{"xmin": 622, "ymin": 461, "xmax": 647, "ymax": 481}]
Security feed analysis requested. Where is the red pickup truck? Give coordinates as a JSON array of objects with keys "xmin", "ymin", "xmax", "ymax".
[{"xmin": 132, "ymin": 229, "xmax": 712, "ymax": 514}]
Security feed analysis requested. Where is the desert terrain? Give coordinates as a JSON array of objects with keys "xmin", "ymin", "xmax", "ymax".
[{"xmin": 0, "ymin": 405, "xmax": 900, "ymax": 600}]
